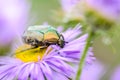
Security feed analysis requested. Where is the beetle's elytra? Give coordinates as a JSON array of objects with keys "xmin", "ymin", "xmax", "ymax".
[{"xmin": 23, "ymin": 25, "xmax": 67, "ymax": 49}]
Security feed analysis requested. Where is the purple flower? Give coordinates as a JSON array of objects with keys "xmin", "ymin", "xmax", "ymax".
[
  {"xmin": 110, "ymin": 65, "xmax": 120, "ymax": 80},
  {"xmin": 60, "ymin": 0, "xmax": 120, "ymax": 23},
  {"xmin": 84, "ymin": 0, "xmax": 120, "ymax": 22},
  {"xmin": 0, "ymin": 0, "xmax": 29, "ymax": 46},
  {"xmin": 0, "ymin": 25, "xmax": 94, "ymax": 80},
  {"xmin": 80, "ymin": 61, "xmax": 105, "ymax": 80},
  {"xmin": 60, "ymin": 0, "xmax": 82, "ymax": 22},
  {"xmin": 61, "ymin": 0, "xmax": 80, "ymax": 13}
]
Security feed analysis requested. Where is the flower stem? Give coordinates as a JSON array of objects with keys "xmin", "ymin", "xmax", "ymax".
[{"xmin": 75, "ymin": 28, "xmax": 94, "ymax": 80}]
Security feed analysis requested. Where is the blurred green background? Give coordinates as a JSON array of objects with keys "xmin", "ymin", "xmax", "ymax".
[{"xmin": 29, "ymin": 0, "xmax": 60, "ymax": 25}]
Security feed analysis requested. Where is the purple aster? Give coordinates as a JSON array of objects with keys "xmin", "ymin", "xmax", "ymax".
[
  {"xmin": 61, "ymin": 0, "xmax": 80, "ymax": 13},
  {"xmin": 110, "ymin": 65, "xmax": 120, "ymax": 80},
  {"xmin": 0, "ymin": 0, "xmax": 29, "ymax": 46},
  {"xmin": 80, "ymin": 61, "xmax": 105, "ymax": 80},
  {"xmin": 84, "ymin": 0, "xmax": 120, "ymax": 22},
  {"xmin": 71, "ymin": 60, "xmax": 105, "ymax": 80},
  {"xmin": 0, "ymin": 25, "xmax": 94, "ymax": 80},
  {"xmin": 60, "ymin": 0, "xmax": 84, "ymax": 23}
]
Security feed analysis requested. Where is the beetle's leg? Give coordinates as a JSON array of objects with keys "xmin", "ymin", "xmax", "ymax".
[
  {"xmin": 40, "ymin": 46, "xmax": 48, "ymax": 49},
  {"xmin": 38, "ymin": 42, "xmax": 47, "ymax": 49}
]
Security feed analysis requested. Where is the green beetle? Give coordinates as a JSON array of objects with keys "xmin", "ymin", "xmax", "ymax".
[{"xmin": 23, "ymin": 25, "xmax": 66, "ymax": 49}]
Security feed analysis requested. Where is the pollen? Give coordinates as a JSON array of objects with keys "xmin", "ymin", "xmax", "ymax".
[{"xmin": 14, "ymin": 44, "xmax": 48, "ymax": 62}]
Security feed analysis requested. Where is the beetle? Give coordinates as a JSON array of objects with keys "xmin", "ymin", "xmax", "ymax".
[{"xmin": 22, "ymin": 25, "xmax": 67, "ymax": 49}]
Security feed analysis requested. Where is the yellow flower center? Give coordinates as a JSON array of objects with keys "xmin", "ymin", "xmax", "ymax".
[{"xmin": 14, "ymin": 44, "xmax": 50, "ymax": 62}]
